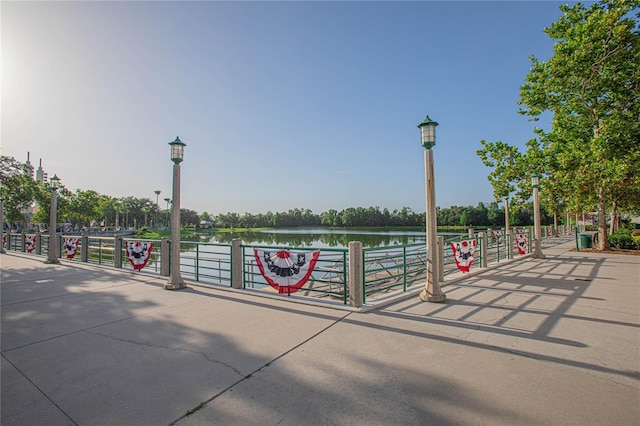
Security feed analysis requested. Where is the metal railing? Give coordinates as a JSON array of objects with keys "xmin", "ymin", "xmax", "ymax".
[
  {"xmin": 86, "ymin": 236, "xmax": 116, "ymax": 266},
  {"xmin": 178, "ymin": 241, "xmax": 232, "ymax": 285},
  {"xmin": 242, "ymin": 245, "xmax": 348, "ymax": 303},
  {"xmin": 2, "ymin": 226, "xmax": 570, "ymax": 308},
  {"xmin": 362, "ymin": 243, "xmax": 426, "ymax": 303}
]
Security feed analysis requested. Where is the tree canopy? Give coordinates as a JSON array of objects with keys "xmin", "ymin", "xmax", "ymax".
[{"xmin": 518, "ymin": 0, "xmax": 640, "ymax": 249}]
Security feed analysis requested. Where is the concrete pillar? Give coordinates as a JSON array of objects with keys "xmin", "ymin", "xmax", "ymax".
[
  {"xmin": 0, "ymin": 199, "xmax": 5, "ymax": 254},
  {"xmin": 81, "ymin": 232, "xmax": 89, "ymax": 262},
  {"xmin": 114, "ymin": 236, "xmax": 123, "ymax": 268},
  {"xmin": 437, "ymin": 236, "xmax": 444, "ymax": 282},
  {"xmin": 478, "ymin": 232, "xmax": 488, "ymax": 268},
  {"xmin": 35, "ymin": 233, "xmax": 42, "ymax": 255},
  {"xmin": 161, "ymin": 237, "xmax": 169, "ymax": 276},
  {"xmin": 468, "ymin": 228, "xmax": 474, "ymax": 239},
  {"xmin": 348, "ymin": 241, "xmax": 363, "ymax": 308},
  {"xmin": 231, "ymin": 238, "xmax": 243, "ymax": 289}
]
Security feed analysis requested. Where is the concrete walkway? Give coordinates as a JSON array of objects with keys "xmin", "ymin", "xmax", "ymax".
[{"xmin": 2, "ymin": 240, "xmax": 639, "ymax": 425}]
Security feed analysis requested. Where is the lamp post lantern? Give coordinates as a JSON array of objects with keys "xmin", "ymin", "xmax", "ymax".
[
  {"xmin": 165, "ymin": 137, "xmax": 187, "ymax": 290},
  {"xmin": 418, "ymin": 116, "xmax": 446, "ymax": 303},
  {"xmin": 531, "ymin": 174, "xmax": 545, "ymax": 259},
  {"xmin": 45, "ymin": 174, "xmax": 61, "ymax": 264}
]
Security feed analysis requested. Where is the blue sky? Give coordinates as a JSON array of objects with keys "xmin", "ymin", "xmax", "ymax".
[{"xmin": 2, "ymin": 1, "xmax": 567, "ymax": 215}]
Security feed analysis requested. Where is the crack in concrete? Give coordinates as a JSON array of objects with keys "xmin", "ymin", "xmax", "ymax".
[{"xmin": 85, "ymin": 331, "xmax": 243, "ymax": 376}]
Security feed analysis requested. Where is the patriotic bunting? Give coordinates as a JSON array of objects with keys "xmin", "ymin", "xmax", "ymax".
[
  {"xmin": 25, "ymin": 234, "xmax": 36, "ymax": 253},
  {"xmin": 490, "ymin": 230, "xmax": 503, "ymax": 244},
  {"xmin": 515, "ymin": 234, "xmax": 528, "ymax": 255},
  {"xmin": 126, "ymin": 241, "xmax": 153, "ymax": 270},
  {"xmin": 451, "ymin": 239, "xmax": 477, "ymax": 273},
  {"xmin": 254, "ymin": 249, "xmax": 320, "ymax": 294},
  {"xmin": 63, "ymin": 237, "xmax": 80, "ymax": 259}
]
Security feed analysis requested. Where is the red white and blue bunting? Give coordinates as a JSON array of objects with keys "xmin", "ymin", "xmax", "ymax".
[
  {"xmin": 451, "ymin": 239, "xmax": 477, "ymax": 273},
  {"xmin": 490, "ymin": 230, "xmax": 503, "ymax": 244},
  {"xmin": 515, "ymin": 233, "xmax": 528, "ymax": 255},
  {"xmin": 126, "ymin": 241, "xmax": 153, "ymax": 270},
  {"xmin": 25, "ymin": 234, "xmax": 36, "ymax": 253},
  {"xmin": 63, "ymin": 237, "xmax": 80, "ymax": 259},
  {"xmin": 254, "ymin": 249, "xmax": 320, "ymax": 294}
]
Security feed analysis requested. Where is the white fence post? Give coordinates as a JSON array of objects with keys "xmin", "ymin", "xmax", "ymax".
[
  {"xmin": 161, "ymin": 237, "xmax": 169, "ymax": 276},
  {"xmin": 437, "ymin": 236, "xmax": 444, "ymax": 282},
  {"xmin": 478, "ymin": 232, "xmax": 488, "ymax": 268},
  {"xmin": 231, "ymin": 238, "xmax": 243, "ymax": 289},
  {"xmin": 348, "ymin": 241, "xmax": 363, "ymax": 308}
]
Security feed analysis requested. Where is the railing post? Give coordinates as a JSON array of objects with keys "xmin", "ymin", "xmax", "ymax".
[
  {"xmin": 114, "ymin": 236, "xmax": 123, "ymax": 268},
  {"xmin": 36, "ymin": 233, "xmax": 42, "ymax": 255},
  {"xmin": 478, "ymin": 232, "xmax": 488, "ymax": 268},
  {"xmin": 161, "ymin": 237, "xmax": 170, "ymax": 276},
  {"xmin": 437, "ymin": 236, "xmax": 444, "ymax": 282},
  {"xmin": 506, "ymin": 231, "xmax": 512, "ymax": 260},
  {"xmin": 231, "ymin": 238, "xmax": 243, "ymax": 289},
  {"xmin": 348, "ymin": 241, "xmax": 363, "ymax": 308},
  {"xmin": 81, "ymin": 232, "xmax": 89, "ymax": 262}
]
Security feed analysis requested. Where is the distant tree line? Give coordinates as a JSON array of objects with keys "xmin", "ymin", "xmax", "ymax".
[
  {"xmin": 203, "ymin": 202, "xmax": 553, "ymax": 229},
  {"xmin": 2, "ymin": 154, "xmax": 554, "ymax": 231}
]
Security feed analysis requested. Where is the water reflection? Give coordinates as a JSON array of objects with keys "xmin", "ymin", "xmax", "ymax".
[{"xmin": 185, "ymin": 229, "xmax": 463, "ymax": 249}]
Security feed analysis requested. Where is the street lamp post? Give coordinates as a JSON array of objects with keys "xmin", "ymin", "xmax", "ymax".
[
  {"xmin": 418, "ymin": 116, "xmax": 446, "ymax": 303},
  {"xmin": 154, "ymin": 190, "xmax": 161, "ymax": 229},
  {"xmin": 532, "ymin": 174, "xmax": 546, "ymax": 259},
  {"xmin": 45, "ymin": 175, "xmax": 61, "ymax": 264},
  {"xmin": 164, "ymin": 198, "xmax": 171, "ymax": 227},
  {"xmin": 165, "ymin": 136, "xmax": 187, "ymax": 290},
  {"xmin": 0, "ymin": 182, "xmax": 5, "ymax": 254}
]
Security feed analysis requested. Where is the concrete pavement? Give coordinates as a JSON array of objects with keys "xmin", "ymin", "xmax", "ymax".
[{"xmin": 2, "ymin": 239, "xmax": 639, "ymax": 425}]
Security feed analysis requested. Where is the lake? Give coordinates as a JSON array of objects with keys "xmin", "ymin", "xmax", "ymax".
[{"xmin": 184, "ymin": 228, "xmax": 466, "ymax": 249}]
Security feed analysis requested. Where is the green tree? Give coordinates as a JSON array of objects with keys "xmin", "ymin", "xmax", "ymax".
[
  {"xmin": 518, "ymin": 0, "xmax": 640, "ymax": 249},
  {"xmin": 180, "ymin": 209, "xmax": 200, "ymax": 227},
  {"xmin": 66, "ymin": 189, "xmax": 104, "ymax": 227},
  {"xmin": 0, "ymin": 156, "xmax": 39, "ymax": 225},
  {"xmin": 476, "ymin": 140, "xmax": 524, "ymax": 233}
]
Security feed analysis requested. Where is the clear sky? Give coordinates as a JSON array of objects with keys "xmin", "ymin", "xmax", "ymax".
[{"xmin": 2, "ymin": 0, "xmax": 568, "ymax": 215}]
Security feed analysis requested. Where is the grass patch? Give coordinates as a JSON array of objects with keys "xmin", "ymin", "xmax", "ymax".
[{"xmin": 135, "ymin": 228, "xmax": 196, "ymax": 239}]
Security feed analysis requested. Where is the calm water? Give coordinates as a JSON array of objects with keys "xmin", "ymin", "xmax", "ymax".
[{"xmin": 184, "ymin": 228, "xmax": 465, "ymax": 249}]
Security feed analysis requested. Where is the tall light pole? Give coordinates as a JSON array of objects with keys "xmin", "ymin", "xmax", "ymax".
[
  {"xmin": 142, "ymin": 206, "xmax": 150, "ymax": 228},
  {"xmin": 154, "ymin": 190, "xmax": 161, "ymax": 229},
  {"xmin": 0, "ymin": 181, "xmax": 5, "ymax": 254},
  {"xmin": 45, "ymin": 175, "xmax": 61, "ymax": 264},
  {"xmin": 418, "ymin": 116, "xmax": 445, "ymax": 303},
  {"xmin": 164, "ymin": 198, "xmax": 171, "ymax": 227},
  {"xmin": 165, "ymin": 136, "xmax": 186, "ymax": 290},
  {"xmin": 532, "ymin": 174, "xmax": 546, "ymax": 259}
]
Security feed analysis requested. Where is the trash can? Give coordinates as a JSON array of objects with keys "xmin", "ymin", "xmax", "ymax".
[{"xmin": 580, "ymin": 233, "xmax": 592, "ymax": 249}]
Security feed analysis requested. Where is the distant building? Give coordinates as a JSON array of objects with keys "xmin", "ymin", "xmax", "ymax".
[{"xmin": 200, "ymin": 220, "xmax": 214, "ymax": 228}]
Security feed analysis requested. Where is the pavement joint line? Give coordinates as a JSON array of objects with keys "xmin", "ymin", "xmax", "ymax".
[
  {"xmin": 1, "ymin": 353, "xmax": 79, "ymax": 426},
  {"xmin": 167, "ymin": 310, "xmax": 353, "ymax": 426}
]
